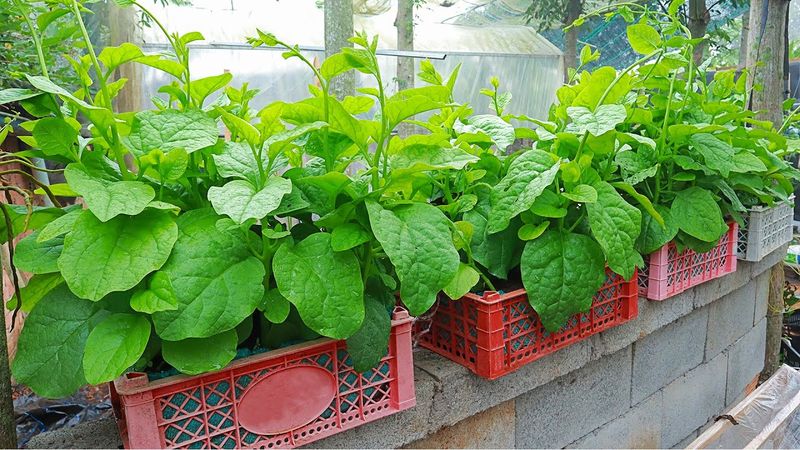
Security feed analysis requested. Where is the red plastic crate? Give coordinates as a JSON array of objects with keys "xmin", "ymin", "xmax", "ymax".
[
  {"xmin": 637, "ymin": 222, "xmax": 738, "ymax": 301},
  {"xmin": 416, "ymin": 268, "xmax": 638, "ymax": 380},
  {"xmin": 109, "ymin": 309, "xmax": 415, "ymax": 449}
]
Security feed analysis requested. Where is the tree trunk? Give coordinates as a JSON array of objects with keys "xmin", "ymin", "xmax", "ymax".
[
  {"xmin": 761, "ymin": 264, "xmax": 785, "ymax": 382},
  {"xmin": 688, "ymin": 0, "xmax": 709, "ymax": 63},
  {"xmin": 108, "ymin": 4, "xmax": 141, "ymax": 112},
  {"xmin": 563, "ymin": 0, "xmax": 581, "ymax": 81},
  {"xmin": 325, "ymin": 0, "xmax": 355, "ymax": 99},
  {"xmin": 395, "ymin": 0, "xmax": 414, "ymax": 137},
  {"xmin": 738, "ymin": 11, "xmax": 750, "ymax": 69},
  {"xmin": 746, "ymin": 0, "xmax": 789, "ymax": 126},
  {"xmin": 0, "ymin": 249, "xmax": 16, "ymax": 448}
]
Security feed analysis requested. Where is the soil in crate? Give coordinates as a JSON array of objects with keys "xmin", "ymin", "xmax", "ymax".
[{"xmin": 416, "ymin": 268, "xmax": 638, "ymax": 380}]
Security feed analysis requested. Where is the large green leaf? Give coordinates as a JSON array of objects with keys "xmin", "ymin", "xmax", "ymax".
[
  {"xmin": 520, "ymin": 230, "xmax": 606, "ymax": 332},
  {"xmin": 14, "ymin": 231, "xmax": 62, "ymax": 274},
  {"xmin": 190, "ymin": 73, "xmax": 233, "ymax": 106},
  {"xmin": 152, "ymin": 209, "xmax": 265, "ymax": 340},
  {"xmin": 627, "ymin": 23, "xmax": 662, "ymax": 55},
  {"xmin": 273, "ymin": 233, "xmax": 364, "ymax": 338},
  {"xmin": 65, "ymin": 163, "xmax": 155, "ymax": 222},
  {"xmin": 12, "ymin": 285, "xmax": 107, "ymax": 397},
  {"xmin": 346, "ymin": 286, "xmax": 392, "ymax": 372},
  {"xmin": 58, "ymin": 210, "xmax": 178, "ymax": 301},
  {"xmin": 5, "ymin": 273, "xmax": 64, "ymax": 312},
  {"xmin": 162, "ymin": 329, "xmax": 238, "ymax": 375},
  {"xmin": 635, "ymin": 205, "xmax": 678, "ymax": 255},
  {"xmin": 442, "ymin": 263, "xmax": 480, "ymax": 300},
  {"xmin": 389, "ymin": 144, "xmax": 479, "ymax": 175},
  {"xmin": 488, "ymin": 150, "xmax": 560, "ymax": 233},
  {"xmin": 37, "ymin": 210, "xmax": 81, "ymax": 242},
  {"xmin": 260, "ymin": 289, "xmax": 291, "ymax": 324},
  {"xmin": 125, "ymin": 109, "xmax": 219, "ymax": 157},
  {"xmin": 587, "ymin": 181, "xmax": 642, "ymax": 280},
  {"xmin": 689, "ymin": 133, "xmax": 735, "ymax": 177},
  {"xmin": 98, "ymin": 43, "xmax": 144, "ymax": 71},
  {"xmin": 566, "ymin": 104, "xmax": 627, "ymax": 136},
  {"xmin": 212, "ymin": 141, "xmax": 267, "ymax": 184},
  {"xmin": 32, "ymin": 118, "xmax": 77, "ymax": 157},
  {"xmin": 455, "ymin": 115, "xmax": 516, "ymax": 151},
  {"xmin": 385, "ymin": 86, "xmax": 449, "ymax": 128},
  {"xmin": 464, "ymin": 192, "xmax": 522, "ymax": 279},
  {"xmin": 207, "ymin": 177, "xmax": 292, "ymax": 224},
  {"xmin": 83, "ymin": 314, "xmax": 150, "ymax": 384},
  {"xmin": 331, "ymin": 223, "xmax": 371, "ymax": 251},
  {"xmin": 671, "ymin": 187, "xmax": 729, "ymax": 242},
  {"xmin": 367, "ymin": 201, "xmax": 459, "ymax": 316},
  {"xmin": 0, "ymin": 205, "xmax": 77, "ymax": 244}
]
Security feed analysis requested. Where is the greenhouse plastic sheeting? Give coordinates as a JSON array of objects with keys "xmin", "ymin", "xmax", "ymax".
[
  {"xmin": 689, "ymin": 365, "xmax": 800, "ymax": 449},
  {"xmin": 133, "ymin": 0, "xmax": 563, "ymax": 119}
]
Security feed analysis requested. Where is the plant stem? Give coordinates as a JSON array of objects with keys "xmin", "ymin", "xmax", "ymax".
[{"xmin": 71, "ymin": 0, "xmax": 131, "ymax": 179}]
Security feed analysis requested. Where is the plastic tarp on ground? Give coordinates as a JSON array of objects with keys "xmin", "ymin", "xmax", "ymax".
[
  {"xmin": 689, "ymin": 365, "xmax": 800, "ymax": 449},
  {"xmin": 134, "ymin": 0, "xmax": 563, "ymax": 119}
]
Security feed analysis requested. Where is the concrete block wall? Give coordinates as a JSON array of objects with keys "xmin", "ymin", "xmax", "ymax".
[{"xmin": 25, "ymin": 247, "xmax": 783, "ymax": 450}]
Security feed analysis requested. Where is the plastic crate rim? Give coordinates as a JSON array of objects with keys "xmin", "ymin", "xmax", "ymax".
[{"xmin": 748, "ymin": 194, "xmax": 795, "ymax": 213}]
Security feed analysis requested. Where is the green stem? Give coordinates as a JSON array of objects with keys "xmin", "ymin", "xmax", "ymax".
[
  {"xmin": 71, "ymin": 0, "xmax": 131, "ymax": 179},
  {"xmin": 779, "ymin": 104, "xmax": 800, "ymax": 134}
]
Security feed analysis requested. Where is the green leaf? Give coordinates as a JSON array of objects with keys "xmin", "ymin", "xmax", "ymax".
[
  {"xmin": 130, "ymin": 271, "xmax": 178, "ymax": 314},
  {"xmin": 140, "ymin": 148, "xmax": 189, "ymax": 182},
  {"xmin": 32, "ymin": 118, "xmax": 77, "ymax": 157},
  {"xmin": 98, "ymin": 43, "xmax": 144, "ymax": 71},
  {"xmin": 518, "ymin": 222, "xmax": 549, "ymax": 241},
  {"xmin": 442, "ymin": 263, "xmax": 480, "ymax": 300},
  {"xmin": 671, "ymin": 187, "xmax": 728, "ymax": 242},
  {"xmin": 152, "ymin": 209, "xmax": 265, "ymax": 340},
  {"xmin": 520, "ymin": 230, "xmax": 606, "ymax": 332},
  {"xmin": 455, "ymin": 115, "xmax": 516, "ymax": 151},
  {"xmin": 12, "ymin": 285, "xmax": 107, "ymax": 397},
  {"xmin": 688, "ymin": 134, "xmax": 735, "ymax": 177},
  {"xmin": 488, "ymin": 150, "xmax": 560, "ymax": 233},
  {"xmin": 367, "ymin": 202, "xmax": 459, "ymax": 316},
  {"xmin": 37, "ymin": 210, "xmax": 81, "ymax": 242},
  {"xmin": 273, "ymin": 233, "xmax": 364, "ymax": 338},
  {"xmin": 331, "ymin": 223, "xmax": 371, "ymax": 251},
  {"xmin": 219, "ymin": 110, "xmax": 260, "ymax": 146},
  {"xmin": 464, "ymin": 191, "xmax": 522, "ymax": 280},
  {"xmin": 207, "ymin": 177, "xmax": 292, "ymax": 224},
  {"xmin": 627, "ymin": 23, "xmax": 662, "ymax": 54},
  {"xmin": 566, "ymin": 104, "xmax": 627, "ymax": 136},
  {"xmin": 587, "ymin": 181, "xmax": 643, "ymax": 280},
  {"xmin": 611, "ymin": 182, "xmax": 664, "ymax": 226},
  {"xmin": 83, "ymin": 314, "xmax": 150, "ymax": 384},
  {"xmin": 636, "ymin": 205, "xmax": 678, "ymax": 255},
  {"xmin": 385, "ymin": 86, "xmax": 449, "ymax": 128},
  {"xmin": 213, "ymin": 141, "xmax": 267, "ymax": 184},
  {"xmin": 136, "ymin": 55, "xmax": 185, "ymax": 78},
  {"xmin": 0, "ymin": 205, "xmax": 74, "ymax": 244},
  {"xmin": 0, "ymin": 88, "xmax": 40, "ymax": 105},
  {"xmin": 260, "ymin": 289, "xmax": 291, "ymax": 324},
  {"xmin": 125, "ymin": 109, "xmax": 219, "ymax": 157},
  {"xmin": 162, "ymin": 330, "xmax": 238, "ymax": 375},
  {"xmin": 5, "ymin": 273, "xmax": 64, "ymax": 313},
  {"xmin": 320, "ymin": 53, "xmax": 356, "ymax": 80},
  {"xmin": 14, "ymin": 231, "xmax": 62, "ymax": 274},
  {"xmin": 389, "ymin": 144, "xmax": 479, "ymax": 175},
  {"xmin": 346, "ymin": 286, "xmax": 392, "ymax": 372},
  {"xmin": 561, "ymin": 184, "xmax": 597, "ymax": 203},
  {"xmin": 190, "ymin": 73, "xmax": 233, "ymax": 106},
  {"xmin": 65, "ymin": 163, "xmax": 155, "ymax": 222},
  {"xmin": 531, "ymin": 189, "xmax": 568, "ymax": 218},
  {"xmin": 58, "ymin": 210, "xmax": 178, "ymax": 301},
  {"xmin": 731, "ymin": 152, "xmax": 768, "ymax": 173}
]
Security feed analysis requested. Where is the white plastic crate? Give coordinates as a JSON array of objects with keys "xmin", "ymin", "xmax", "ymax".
[{"xmin": 737, "ymin": 196, "xmax": 795, "ymax": 262}]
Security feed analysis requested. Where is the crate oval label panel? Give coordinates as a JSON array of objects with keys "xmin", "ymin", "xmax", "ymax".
[{"xmin": 238, "ymin": 365, "xmax": 336, "ymax": 434}]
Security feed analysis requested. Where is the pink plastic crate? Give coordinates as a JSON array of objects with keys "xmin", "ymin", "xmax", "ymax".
[
  {"xmin": 110, "ymin": 309, "xmax": 415, "ymax": 449},
  {"xmin": 416, "ymin": 268, "xmax": 638, "ymax": 380},
  {"xmin": 637, "ymin": 222, "xmax": 738, "ymax": 301}
]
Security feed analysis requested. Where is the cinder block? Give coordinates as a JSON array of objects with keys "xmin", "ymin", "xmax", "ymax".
[
  {"xmin": 515, "ymin": 347, "xmax": 632, "ymax": 449},
  {"xmin": 705, "ymin": 281, "xmax": 758, "ymax": 359},
  {"xmin": 568, "ymin": 391, "xmax": 663, "ymax": 449},
  {"xmin": 404, "ymin": 400, "xmax": 516, "ymax": 449},
  {"xmin": 631, "ymin": 308, "xmax": 709, "ymax": 403},
  {"xmin": 726, "ymin": 318, "xmax": 766, "ymax": 404},
  {"xmin": 753, "ymin": 272, "xmax": 770, "ymax": 326},
  {"xmin": 661, "ymin": 353, "xmax": 728, "ymax": 448}
]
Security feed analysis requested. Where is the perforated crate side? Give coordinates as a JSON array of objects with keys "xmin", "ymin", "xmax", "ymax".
[
  {"xmin": 111, "ymin": 310, "xmax": 415, "ymax": 449},
  {"xmin": 418, "ymin": 268, "xmax": 638, "ymax": 380},
  {"xmin": 737, "ymin": 197, "xmax": 794, "ymax": 262},
  {"xmin": 640, "ymin": 222, "xmax": 738, "ymax": 301}
]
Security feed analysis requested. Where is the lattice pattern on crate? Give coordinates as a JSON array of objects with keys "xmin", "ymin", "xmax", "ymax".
[
  {"xmin": 418, "ymin": 268, "xmax": 637, "ymax": 379},
  {"xmin": 639, "ymin": 222, "xmax": 737, "ymax": 301},
  {"xmin": 152, "ymin": 344, "xmax": 395, "ymax": 449},
  {"xmin": 737, "ymin": 199, "xmax": 794, "ymax": 262}
]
